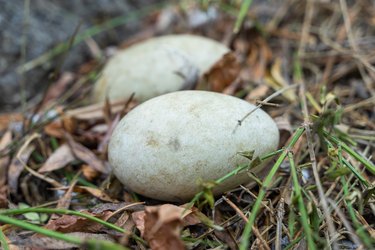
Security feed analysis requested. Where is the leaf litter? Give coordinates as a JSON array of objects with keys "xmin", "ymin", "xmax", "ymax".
[{"xmin": 0, "ymin": 1, "xmax": 374, "ymax": 249}]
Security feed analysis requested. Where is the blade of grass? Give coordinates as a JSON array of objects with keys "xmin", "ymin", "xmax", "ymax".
[
  {"xmin": 324, "ymin": 131, "xmax": 375, "ymax": 174},
  {"xmin": 288, "ymin": 151, "xmax": 316, "ymax": 250},
  {"xmin": 240, "ymin": 126, "xmax": 305, "ymax": 250},
  {"xmin": 233, "ymin": 0, "xmax": 253, "ymax": 33},
  {"xmin": 0, "ymin": 207, "xmax": 145, "ymax": 245},
  {"xmin": 341, "ymin": 177, "xmax": 374, "ymax": 247},
  {"xmin": 187, "ymin": 148, "xmax": 284, "ymax": 209},
  {"xmin": 0, "ymin": 214, "xmax": 128, "ymax": 250},
  {"xmin": 0, "ymin": 227, "xmax": 10, "ymax": 250}
]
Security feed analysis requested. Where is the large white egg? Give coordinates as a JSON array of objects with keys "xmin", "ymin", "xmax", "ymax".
[
  {"xmin": 109, "ymin": 91, "xmax": 279, "ymax": 202},
  {"xmin": 93, "ymin": 35, "xmax": 229, "ymax": 103}
]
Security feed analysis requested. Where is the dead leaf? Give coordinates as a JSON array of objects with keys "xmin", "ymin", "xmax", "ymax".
[
  {"xmin": 81, "ymin": 164, "xmax": 100, "ymax": 181},
  {"xmin": 204, "ymin": 52, "xmax": 240, "ymax": 92},
  {"xmin": 18, "ymin": 232, "xmax": 114, "ymax": 249},
  {"xmin": 45, "ymin": 210, "xmax": 111, "ymax": 233},
  {"xmin": 65, "ymin": 99, "xmax": 137, "ymax": 121},
  {"xmin": 266, "ymin": 58, "xmax": 297, "ymax": 102},
  {"xmin": 0, "ymin": 131, "xmax": 12, "ymax": 207},
  {"xmin": 74, "ymin": 186, "xmax": 118, "ymax": 202},
  {"xmin": 0, "ymin": 113, "xmax": 23, "ymax": 132},
  {"xmin": 245, "ymin": 84, "xmax": 270, "ymax": 104},
  {"xmin": 133, "ymin": 204, "xmax": 202, "ymax": 250},
  {"xmin": 38, "ymin": 144, "xmax": 76, "ymax": 173},
  {"xmin": 65, "ymin": 133, "xmax": 108, "ymax": 174},
  {"xmin": 40, "ymin": 72, "xmax": 75, "ymax": 109},
  {"xmin": 44, "ymin": 120, "xmax": 65, "ymax": 138},
  {"xmin": 8, "ymin": 144, "xmax": 35, "ymax": 195}
]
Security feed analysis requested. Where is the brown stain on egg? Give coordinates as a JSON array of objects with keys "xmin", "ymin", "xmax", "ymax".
[{"xmin": 146, "ymin": 135, "xmax": 159, "ymax": 147}]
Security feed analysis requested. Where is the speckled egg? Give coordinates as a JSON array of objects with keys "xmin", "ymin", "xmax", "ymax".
[
  {"xmin": 93, "ymin": 34, "xmax": 229, "ymax": 103},
  {"xmin": 109, "ymin": 91, "xmax": 279, "ymax": 202}
]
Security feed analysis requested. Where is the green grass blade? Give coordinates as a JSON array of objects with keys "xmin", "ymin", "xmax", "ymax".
[
  {"xmin": 0, "ymin": 207, "xmax": 145, "ymax": 245},
  {"xmin": 324, "ymin": 131, "xmax": 375, "ymax": 174},
  {"xmin": 0, "ymin": 214, "xmax": 130, "ymax": 250},
  {"xmin": 240, "ymin": 126, "xmax": 305, "ymax": 250},
  {"xmin": 233, "ymin": 0, "xmax": 253, "ymax": 33},
  {"xmin": 0, "ymin": 227, "xmax": 10, "ymax": 250},
  {"xmin": 288, "ymin": 151, "xmax": 316, "ymax": 250}
]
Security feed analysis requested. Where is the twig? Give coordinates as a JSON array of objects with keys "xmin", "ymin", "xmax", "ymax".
[
  {"xmin": 236, "ymin": 83, "xmax": 298, "ymax": 126},
  {"xmin": 222, "ymin": 196, "xmax": 270, "ymax": 250}
]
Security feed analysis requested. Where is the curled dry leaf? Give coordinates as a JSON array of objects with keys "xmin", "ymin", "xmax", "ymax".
[
  {"xmin": 45, "ymin": 210, "xmax": 112, "ymax": 233},
  {"xmin": 0, "ymin": 112, "xmax": 23, "ymax": 132},
  {"xmin": 132, "ymin": 204, "xmax": 201, "ymax": 250},
  {"xmin": 265, "ymin": 57, "xmax": 297, "ymax": 102},
  {"xmin": 39, "ymin": 72, "xmax": 75, "ymax": 109},
  {"xmin": 18, "ymin": 232, "xmax": 114, "ymax": 249},
  {"xmin": 38, "ymin": 144, "xmax": 75, "ymax": 173},
  {"xmin": 74, "ymin": 186, "xmax": 118, "ymax": 202},
  {"xmin": 65, "ymin": 133, "xmax": 108, "ymax": 174},
  {"xmin": 245, "ymin": 84, "xmax": 270, "ymax": 104},
  {"xmin": 8, "ymin": 144, "xmax": 35, "ymax": 195},
  {"xmin": 65, "ymin": 99, "xmax": 137, "ymax": 121},
  {"xmin": 204, "ymin": 52, "xmax": 240, "ymax": 92},
  {"xmin": 0, "ymin": 131, "xmax": 12, "ymax": 207}
]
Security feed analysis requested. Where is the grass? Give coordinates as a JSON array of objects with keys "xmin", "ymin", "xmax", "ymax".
[{"xmin": 1, "ymin": 0, "xmax": 374, "ymax": 249}]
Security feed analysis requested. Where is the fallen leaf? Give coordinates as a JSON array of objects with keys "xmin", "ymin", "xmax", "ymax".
[
  {"xmin": 0, "ymin": 113, "xmax": 23, "ymax": 132},
  {"xmin": 65, "ymin": 133, "xmax": 108, "ymax": 174},
  {"xmin": 39, "ymin": 72, "xmax": 75, "ymax": 109},
  {"xmin": 45, "ymin": 210, "xmax": 110, "ymax": 233},
  {"xmin": 204, "ymin": 52, "xmax": 240, "ymax": 92},
  {"xmin": 0, "ymin": 130, "xmax": 12, "ymax": 207},
  {"xmin": 38, "ymin": 144, "xmax": 76, "ymax": 173},
  {"xmin": 8, "ymin": 144, "xmax": 35, "ymax": 195},
  {"xmin": 65, "ymin": 99, "xmax": 137, "ymax": 121},
  {"xmin": 44, "ymin": 120, "xmax": 65, "ymax": 138},
  {"xmin": 81, "ymin": 164, "xmax": 100, "ymax": 181},
  {"xmin": 133, "ymin": 204, "xmax": 201, "ymax": 250},
  {"xmin": 245, "ymin": 84, "xmax": 270, "ymax": 104},
  {"xmin": 266, "ymin": 58, "xmax": 297, "ymax": 102},
  {"xmin": 74, "ymin": 186, "xmax": 118, "ymax": 202},
  {"xmin": 17, "ymin": 232, "xmax": 114, "ymax": 249}
]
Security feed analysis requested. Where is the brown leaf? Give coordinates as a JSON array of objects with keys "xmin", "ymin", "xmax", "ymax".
[
  {"xmin": 38, "ymin": 144, "xmax": 76, "ymax": 173},
  {"xmin": 40, "ymin": 72, "xmax": 75, "ymax": 108},
  {"xmin": 65, "ymin": 133, "xmax": 108, "ymax": 174},
  {"xmin": 81, "ymin": 164, "xmax": 100, "ymax": 181},
  {"xmin": 65, "ymin": 99, "xmax": 137, "ymax": 121},
  {"xmin": 266, "ymin": 57, "xmax": 297, "ymax": 102},
  {"xmin": 8, "ymin": 144, "xmax": 35, "ymax": 195},
  {"xmin": 17, "ymin": 232, "xmax": 114, "ymax": 249},
  {"xmin": 204, "ymin": 52, "xmax": 241, "ymax": 92},
  {"xmin": 44, "ymin": 120, "xmax": 65, "ymax": 138},
  {"xmin": 45, "ymin": 211, "xmax": 110, "ymax": 233},
  {"xmin": 132, "ymin": 210, "xmax": 146, "ymax": 237},
  {"xmin": 0, "ymin": 131, "xmax": 11, "ymax": 207},
  {"xmin": 133, "ymin": 204, "xmax": 199, "ymax": 250},
  {"xmin": 245, "ymin": 84, "xmax": 270, "ymax": 104},
  {"xmin": 0, "ymin": 113, "xmax": 23, "ymax": 132},
  {"xmin": 74, "ymin": 186, "xmax": 117, "ymax": 202}
]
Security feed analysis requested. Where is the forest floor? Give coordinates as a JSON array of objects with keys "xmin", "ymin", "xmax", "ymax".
[{"xmin": 0, "ymin": 1, "xmax": 374, "ymax": 249}]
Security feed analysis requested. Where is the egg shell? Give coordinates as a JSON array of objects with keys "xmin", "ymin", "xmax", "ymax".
[
  {"xmin": 109, "ymin": 91, "xmax": 279, "ymax": 202},
  {"xmin": 93, "ymin": 34, "xmax": 229, "ymax": 103}
]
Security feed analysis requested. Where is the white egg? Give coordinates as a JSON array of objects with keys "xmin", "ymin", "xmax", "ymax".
[
  {"xmin": 109, "ymin": 91, "xmax": 279, "ymax": 202},
  {"xmin": 93, "ymin": 34, "xmax": 229, "ymax": 103}
]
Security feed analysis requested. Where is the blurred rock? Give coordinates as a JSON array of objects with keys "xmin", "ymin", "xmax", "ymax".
[{"xmin": 0, "ymin": 0, "xmax": 158, "ymax": 112}]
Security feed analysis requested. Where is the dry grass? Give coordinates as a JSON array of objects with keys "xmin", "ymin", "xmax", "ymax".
[{"xmin": 0, "ymin": 0, "xmax": 374, "ymax": 249}]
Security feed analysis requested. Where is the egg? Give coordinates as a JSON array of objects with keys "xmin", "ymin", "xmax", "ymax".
[
  {"xmin": 93, "ymin": 34, "xmax": 229, "ymax": 103},
  {"xmin": 108, "ymin": 91, "xmax": 279, "ymax": 202}
]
